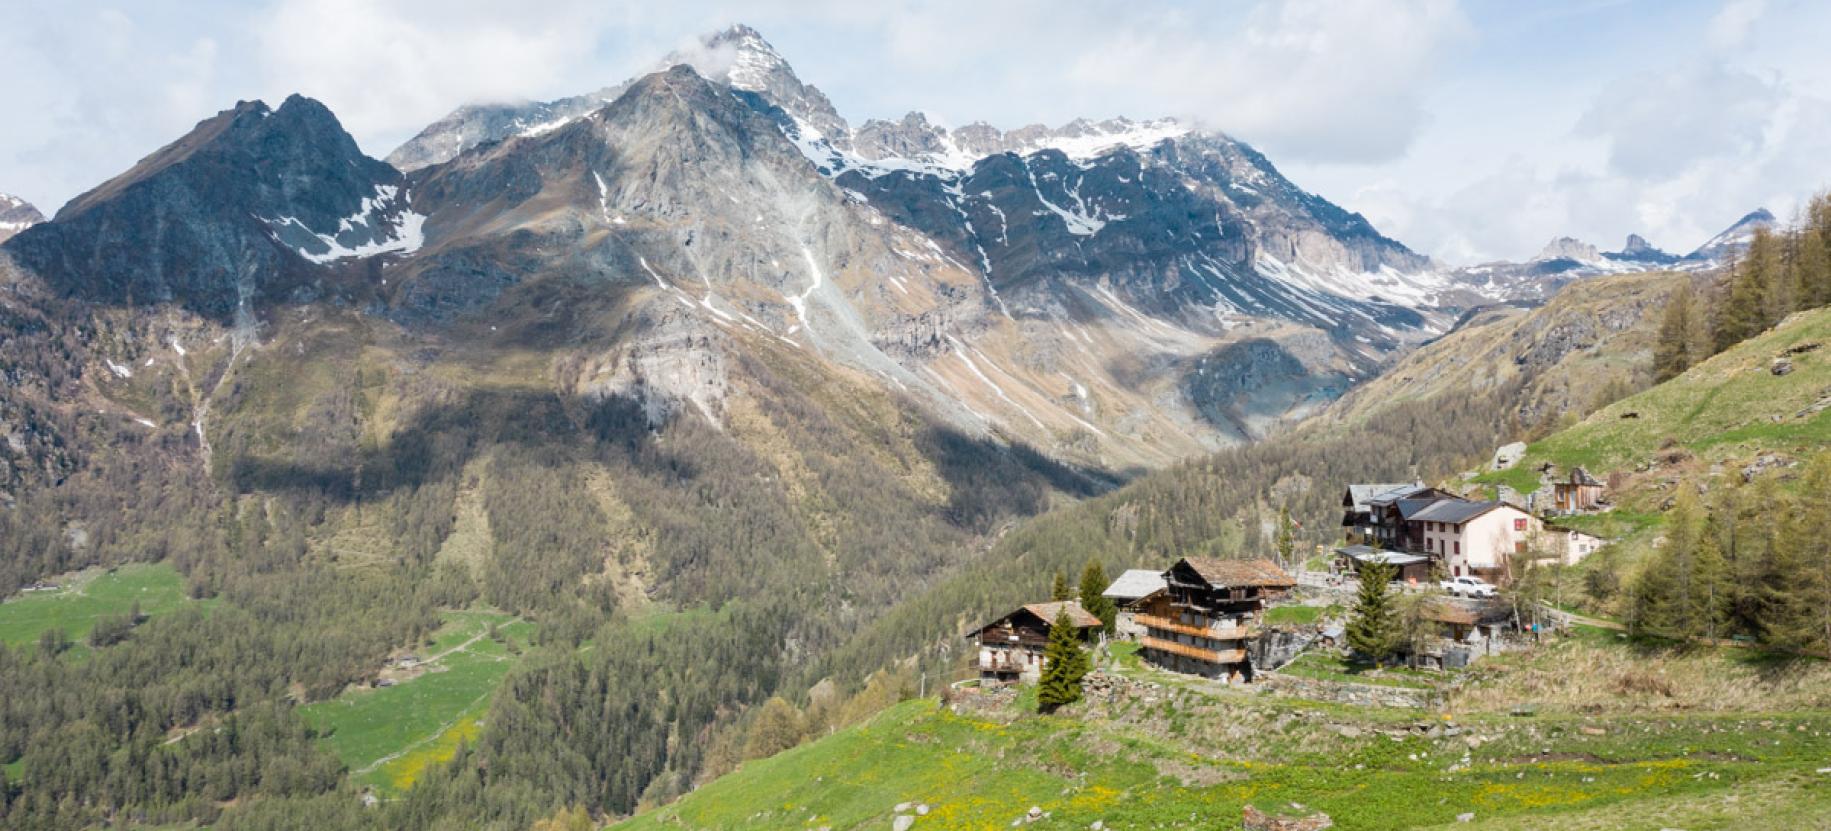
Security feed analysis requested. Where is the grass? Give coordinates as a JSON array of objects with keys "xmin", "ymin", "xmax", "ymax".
[
  {"xmin": 297, "ymin": 609, "xmax": 534, "ymax": 792},
  {"xmin": 1471, "ymin": 464, "xmax": 1544, "ymax": 497},
  {"xmin": 1263, "ymin": 604, "xmax": 1326, "ymax": 626},
  {"xmin": 612, "ymin": 669, "xmax": 1831, "ymax": 830},
  {"xmin": 1277, "ymin": 651, "xmax": 1440, "ymax": 689},
  {"xmin": 1514, "ymin": 306, "xmax": 1831, "ymax": 488},
  {"xmin": 0, "ymin": 563, "xmax": 205, "ymax": 655}
]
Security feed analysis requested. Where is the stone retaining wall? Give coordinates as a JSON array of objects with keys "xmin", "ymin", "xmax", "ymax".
[{"xmin": 1256, "ymin": 672, "xmax": 1443, "ymax": 709}]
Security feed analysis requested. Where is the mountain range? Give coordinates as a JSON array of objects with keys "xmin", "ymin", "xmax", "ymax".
[
  {"xmin": 0, "ymin": 22, "xmax": 1808, "ymax": 830},
  {"xmin": 4, "ymin": 26, "xmax": 1767, "ymax": 471}
]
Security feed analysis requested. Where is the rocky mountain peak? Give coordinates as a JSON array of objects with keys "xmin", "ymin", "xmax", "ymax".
[
  {"xmin": 1532, "ymin": 236, "xmax": 1601, "ymax": 264},
  {"xmin": 1622, "ymin": 233, "xmax": 1656, "ymax": 255},
  {"xmin": 0, "ymin": 192, "xmax": 44, "ymax": 242},
  {"xmin": 1686, "ymin": 208, "xmax": 1776, "ymax": 261},
  {"xmin": 3, "ymin": 94, "xmax": 414, "ymax": 321}
]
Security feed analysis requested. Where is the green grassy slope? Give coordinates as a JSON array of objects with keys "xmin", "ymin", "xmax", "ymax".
[
  {"xmin": 1516, "ymin": 304, "xmax": 1831, "ymax": 478},
  {"xmin": 298, "ymin": 609, "xmax": 534, "ymax": 792},
  {"xmin": 0, "ymin": 562, "xmax": 203, "ymax": 653},
  {"xmin": 615, "ymin": 634, "xmax": 1831, "ymax": 831}
]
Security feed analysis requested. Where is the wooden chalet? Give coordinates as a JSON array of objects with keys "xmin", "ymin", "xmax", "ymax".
[
  {"xmin": 1550, "ymin": 467, "xmax": 1606, "ymax": 514},
  {"xmin": 1138, "ymin": 557, "xmax": 1294, "ymax": 683},
  {"xmin": 966, "ymin": 601, "xmax": 1101, "ymax": 683}
]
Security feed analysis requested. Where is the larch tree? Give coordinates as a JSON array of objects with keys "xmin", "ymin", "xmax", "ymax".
[
  {"xmin": 1051, "ymin": 571, "xmax": 1072, "ymax": 602},
  {"xmin": 1653, "ymin": 283, "xmax": 1708, "ymax": 382}
]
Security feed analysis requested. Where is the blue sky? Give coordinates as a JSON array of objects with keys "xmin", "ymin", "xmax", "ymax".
[{"xmin": 2, "ymin": 0, "xmax": 1826, "ymax": 263}]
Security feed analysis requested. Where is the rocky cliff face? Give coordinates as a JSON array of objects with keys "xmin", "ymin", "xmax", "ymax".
[
  {"xmin": 372, "ymin": 28, "xmax": 1462, "ymax": 464},
  {"xmin": 2, "ymin": 96, "xmax": 417, "ymax": 324}
]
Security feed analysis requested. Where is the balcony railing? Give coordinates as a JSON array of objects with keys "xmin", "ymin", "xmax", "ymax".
[
  {"xmin": 1135, "ymin": 613, "xmax": 1253, "ymax": 641},
  {"xmin": 1140, "ymin": 635, "xmax": 1246, "ymax": 665}
]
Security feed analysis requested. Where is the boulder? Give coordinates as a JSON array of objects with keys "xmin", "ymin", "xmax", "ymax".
[{"xmin": 1242, "ymin": 804, "xmax": 1334, "ymax": 830}]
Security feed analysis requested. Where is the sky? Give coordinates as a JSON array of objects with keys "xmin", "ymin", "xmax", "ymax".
[{"xmin": 1, "ymin": 0, "xmax": 1826, "ymax": 264}]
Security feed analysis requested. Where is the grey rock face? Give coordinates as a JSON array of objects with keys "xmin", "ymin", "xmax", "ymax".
[
  {"xmin": 2, "ymin": 95, "xmax": 410, "ymax": 322},
  {"xmin": 1533, "ymin": 237, "xmax": 1601, "ymax": 264},
  {"xmin": 0, "ymin": 193, "xmax": 43, "ymax": 242},
  {"xmin": 1686, "ymin": 208, "xmax": 1775, "ymax": 261}
]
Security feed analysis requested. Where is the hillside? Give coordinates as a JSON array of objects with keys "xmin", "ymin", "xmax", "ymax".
[
  {"xmin": 1321, "ymin": 271, "xmax": 1690, "ymax": 431},
  {"xmin": 1490, "ymin": 302, "xmax": 1831, "ymax": 497},
  {"xmin": 616, "ymin": 634, "xmax": 1831, "ymax": 830},
  {"xmin": 806, "ymin": 273, "xmax": 1699, "ymax": 683}
]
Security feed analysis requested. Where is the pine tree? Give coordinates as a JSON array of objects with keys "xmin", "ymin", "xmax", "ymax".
[
  {"xmin": 1038, "ymin": 609, "xmax": 1089, "ymax": 713},
  {"xmin": 1051, "ymin": 571, "xmax": 1072, "ymax": 601},
  {"xmin": 1078, "ymin": 562, "xmax": 1117, "ymax": 635},
  {"xmin": 1345, "ymin": 561, "xmax": 1402, "ymax": 666},
  {"xmin": 1275, "ymin": 505, "xmax": 1297, "ymax": 568}
]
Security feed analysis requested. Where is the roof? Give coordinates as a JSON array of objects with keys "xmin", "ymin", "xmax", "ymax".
[
  {"xmin": 1422, "ymin": 601, "xmax": 1479, "ymax": 625},
  {"xmin": 1567, "ymin": 467, "xmax": 1604, "ymax": 487},
  {"xmin": 1335, "ymin": 545, "xmax": 1429, "ymax": 566},
  {"xmin": 966, "ymin": 600, "xmax": 1101, "ymax": 640},
  {"xmin": 1178, "ymin": 557, "xmax": 1296, "ymax": 589},
  {"xmin": 1102, "ymin": 569, "xmax": 1168, "ymax": 601},
  {"xmin": 1021, "ymin": 601, "xmax": 1103, "ymax": 629},
  {"xmin": 1347, "ymin": 482, "xmax": 1426, "ymax": 510},
  {"xmin": 1410, "ymin": 499, "xmax": 1506, "ymax": 525},
  {"xmin": 1395, "ymin": 496, "xmax": 1451, "ymax": 519}
]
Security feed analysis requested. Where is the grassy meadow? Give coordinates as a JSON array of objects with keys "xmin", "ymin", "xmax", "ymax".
[
  {"xmin": 298, "ymin": 609, "xmax": 535, "ymax": 792},
  {"xmin": 613, "ymin": 628, "xmax": 1831, "ymax": 831},
  {"xmin": 0, "ymin": 562, "xmax": 204, "ymax": 655}
]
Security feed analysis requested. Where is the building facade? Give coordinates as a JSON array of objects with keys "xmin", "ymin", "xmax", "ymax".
[
  {"xmin": 966, "ymin": 601, "xmax": 1101, "ymax": 684},
  {"xmin": 1138, "ymin": 557, "xmax": 1294, "ymax": 683}
]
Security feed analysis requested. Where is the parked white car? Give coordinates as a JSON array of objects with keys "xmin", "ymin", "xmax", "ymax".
[{"xmin": 1440, "ymin": 576, "xmax": 1498, "ymax": 598}]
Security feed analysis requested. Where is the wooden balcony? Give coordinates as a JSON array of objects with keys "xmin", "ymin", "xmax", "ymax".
[
  {"xmin": 1141, "ymin": 635, "xmax": 1246, "ymax": 665},
  {"xmin": 1135, "ymin": 614, "xmax": 1253, "ymax": 641}
]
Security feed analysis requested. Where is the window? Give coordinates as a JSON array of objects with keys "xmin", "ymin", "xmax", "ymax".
[
  {"xmin": 1515, "ymin": 541, "xmax": 1526, "ymax": 554},
  {"xmin": 1453, "ymin": 541, "xmax": 1460, "ymax": 555},
  {"xmin": 1514, "ymin": 518, "xmax": 1527, "ymax": 531}
]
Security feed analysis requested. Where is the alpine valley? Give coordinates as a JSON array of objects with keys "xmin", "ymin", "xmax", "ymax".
[{"xmin": 0, "ymin": 22, "xmax": 1813, "ymax": 831}]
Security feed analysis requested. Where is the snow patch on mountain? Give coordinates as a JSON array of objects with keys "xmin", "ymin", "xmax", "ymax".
[{"xmin": 262, "ymin": 185, "xmax": 426, "ymax": 264}]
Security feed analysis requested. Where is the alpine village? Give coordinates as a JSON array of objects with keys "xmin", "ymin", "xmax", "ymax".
[{"xmin": 6, "ymin": 12, "xmax": 1831, "ymax": 831}]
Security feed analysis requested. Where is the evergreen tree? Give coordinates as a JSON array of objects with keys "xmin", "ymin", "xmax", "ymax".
[
  {"xmin": 1051, "ymin": 571, "xmax": 1072, "ymax": 601},
  {"xmin": 1078, "ymin": 562, "xmax": 1117, "ymax": 635},
  {"xmin": 1345, "ymin": 562, "xmax": 1402, "ymax": 666},
  {"xmin": 1275, "ymin": 505, "xmax": 1297, "ymax": 568},
  {"xmin": 1037, "ymin": 609, "xmax": 1089, "ymax": 713}
]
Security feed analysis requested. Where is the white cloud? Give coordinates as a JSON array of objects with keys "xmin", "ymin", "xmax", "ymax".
[
  {"xmin": 1061, "ymin": 0, "xmax": 1471, "ymax": 164},
  {"xmin": 1576, "ymin": 62, "xmax": 1783, "ymax": 180},
  {"xmin": 250, "ymin": 0, "xmax": 633, "ymax": 151},
  {"xmin": 1, "ymin": 0, "xmax": 1825, "ymax": 270},
  {"xmin": 1708, "ymin": 0, "xmax": 1767, "ymax": 50}
]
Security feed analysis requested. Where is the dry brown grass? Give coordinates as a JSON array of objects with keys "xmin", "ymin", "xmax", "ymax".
[{"xmin": 1453, "ymin": 632, "xmax": 1831, "ymax": 714}]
